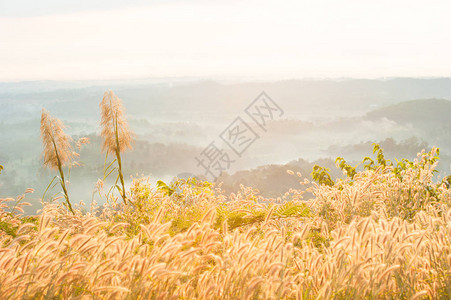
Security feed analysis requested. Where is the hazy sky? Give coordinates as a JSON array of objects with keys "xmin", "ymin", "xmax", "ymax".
[{"xmin": 1, "ymin": 0, "xmax": 451, "ymax": 81}]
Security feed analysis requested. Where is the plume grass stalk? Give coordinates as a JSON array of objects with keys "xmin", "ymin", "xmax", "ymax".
[
  {"xmin": 100, "ymin": 91, "xmax": 133, "ymax": 204},
  {"xmin": 53, "ymin": 138, "xmax": 73, "ymax": 213},
  {"xmin": 40, "ymin": 109, "xmax": 74, "ymax": 213},
  {"xmin": 114, "ymin": 112, "xmax": 127, "ymax": 204}
]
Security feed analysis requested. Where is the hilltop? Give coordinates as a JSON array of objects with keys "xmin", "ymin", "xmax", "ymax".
[{"xmin": 366, "ymin": 98, "xmax": 451, "ymax": 125}]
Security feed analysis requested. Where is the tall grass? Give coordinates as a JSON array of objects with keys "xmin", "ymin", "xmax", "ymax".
[
  {"xmin": 100, "ymin": 90, "xmax": 134, "ymax": 204},
  {"xmin": 40, "ymin": 109, "xmax": 74, "ymax": 213},
  {"xmin": 1, "ymin": 148, "xmax": 451, "ymax": 299}
]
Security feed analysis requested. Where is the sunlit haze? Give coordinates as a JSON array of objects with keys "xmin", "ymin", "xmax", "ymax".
[{"xmin": 1, "ymin": 0, "xmax": 451, "ymax": 81}]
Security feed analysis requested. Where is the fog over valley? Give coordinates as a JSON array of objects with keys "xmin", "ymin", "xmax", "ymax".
[{"xmin": 1, "ymin": 78, "xmax": 451, "ymax": 213}]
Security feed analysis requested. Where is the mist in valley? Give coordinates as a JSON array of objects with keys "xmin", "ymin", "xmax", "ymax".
[{"xmin": 1, "ymin": 78, "xmax": 451, "ymax": 214}]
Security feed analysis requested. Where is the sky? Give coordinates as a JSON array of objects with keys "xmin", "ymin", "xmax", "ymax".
[{"xmin": 1, "ymin": 0, "xmax": 451, "ymax": 81}]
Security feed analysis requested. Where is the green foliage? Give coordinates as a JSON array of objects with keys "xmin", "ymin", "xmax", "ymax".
[
  {"xmin": 156, "ymin": 180, "xmax": 175, "ymax": 196},
  {"xmin": 21, "ymin": 216, "xmax": 38, "ymax": 226},
  {"xmin": 373, "ymin": 143, "xmax": 389, "ymax": 166},
  {"xmin": 443, "ymin": 175, "xmax": 451, "ymax": 189},
  {"xmin": 311, "ymin": 165, "xmax": 335, "ymax": 186},
  {"xmin": 216, "ymin": 201, "xmax": 310, "ymax": 231},
  {"xmin": 335, "ymin": 157, "xmax": 357, "ymax": 179},
  {"xmin": 170, "ymin": 205, "xmax": 207, "ymax": 234},
  {"xmin": 162, "ymin": 177, "xmax": 214, "ymax": 200},
  {"xmin": 364, "ymin": 143, "xmax": 440, "ymax": 180},
  {"xmin": 392, "ymin": 158, "xmax": 414, "ymax": 178},
  {"xmin": 274, "ymin": 201, "xmax": 310, "ymax": 218},
  {"xmin": 361, "ymin": 144, "xmax": 391, "ymax": 172},
  {"xmin": 305, "ymin": 229, "xmax": 330, "ymax": 249},
  {"xmin": 217, "ymin": 207, "xmax": 266, "ymax": 230},
  {"xmin": 314, "ymin": 143, "xmax": 443, "ymax": 185},
  {"xmin": 362, "ymin": 156, "xmax": 375, "ymax": 170},
  {"xmin": 0, "ymin": 220, "xmax": 17, "ymax": 238}
]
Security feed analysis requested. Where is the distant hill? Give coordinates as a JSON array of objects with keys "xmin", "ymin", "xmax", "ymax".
[
  {"xmin": 3, "ymin": 78, "xmax": 451, "ymax": 212},
  {"xmin": 366, "ymin": 98, "xmax": 451, "ymax": 125},
  {"xmin": 4, "ymin": 77, "xmax": 451, "ymax": 123}
]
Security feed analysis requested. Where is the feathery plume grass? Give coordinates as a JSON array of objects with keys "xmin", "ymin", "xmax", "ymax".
[
  {"xmin": 100, "ymin": 90, "xmax": 134, "ymax": 204},
  {"xmin": 40, "ymin": 109, "xmax": 74, "ymax": 213}
]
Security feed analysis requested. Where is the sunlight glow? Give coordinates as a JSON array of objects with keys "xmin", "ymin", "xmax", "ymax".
[{"xmin": 1, "ymin": 0, "xmax": 450, "ymax": 80}]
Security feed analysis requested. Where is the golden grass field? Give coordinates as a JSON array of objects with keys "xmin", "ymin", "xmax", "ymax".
[
  {"xmin": 1, "ymin": 147, "xmax": 451, "ymax": 299},
  {"xmin": 1, "ymin": 91, "xmax": 450, "ymax": 299}
]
